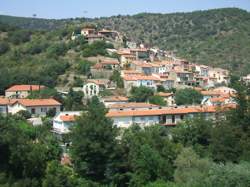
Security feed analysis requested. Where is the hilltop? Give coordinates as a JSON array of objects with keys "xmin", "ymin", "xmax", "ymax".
[{"xmin": 1, "ymin": 8, "xmax": 250, "ymax": 94}]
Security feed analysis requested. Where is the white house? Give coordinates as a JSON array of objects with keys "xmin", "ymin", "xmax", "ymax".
[
  {"xmin": 123, "ymin": 75, "xmax": 160, "ymax": 92},
  {"xmin": 5, "ymin": 85, "xmax": 45, "ymax": 99},
  {"xmin": 81, "ymin": 28, "xmax": 95, "ymax": 36},
  {"xmin": 0, "ymin": 98, "xmax": 13, "ymax": 115},
  {"xmin": 53, "ymin": 111, "xmax": 81, "ymax": 134},
  {"xmin": 208, "ymin": 68, "xmax": 229, "ymax": 86},
  {"xmin": 107, "ymin": 104, "xmax": 235, "ymax": 128},
  {"xmin": 7, "ymin": 99, "xmax": 61, "ymax": 116}
]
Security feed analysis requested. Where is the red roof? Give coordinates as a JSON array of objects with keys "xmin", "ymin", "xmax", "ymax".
[
  {"xmin": 6, "ymin": 85, "xmax": 45, "ymax": 92},
  {"xmin": 106, "ymin": 105, "xmax": 236, "ymax": 117},
  {"xmin": 103, "ymin": 96, "xmax": 129, "ymax": 102},
  {"xmin": 14, "ymin": 99, "xmax": 61, "ymax": 107},
  {"xmin": 101, "ymin": 60, "xmax": 119, "ymax": 65},
  {"xmin": 109, "ymin": 102, "xmax": 160, "ymax": 109},
  {"xmin": 60, "ymin": 115, "xmax": 78, "ymax": 122}
]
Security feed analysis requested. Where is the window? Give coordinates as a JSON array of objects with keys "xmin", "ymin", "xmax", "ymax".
[
  {"xmin": 41, "ymin": 108, "xmax": 47, "ymax": 112},
  {"xmin": 31, "ymin": 108, "xmax": 36, "ymax": 114},
  {"xmin": 172, "ymin": 115, "xmax": 175, "ymax": 124},
  {"xmin": 180, "ymin": 115, "xmax": 184, "ymax": 120}
]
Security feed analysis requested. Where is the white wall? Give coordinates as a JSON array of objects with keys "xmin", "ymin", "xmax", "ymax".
[
  {"xmin": 0, "ymin": 105, "xmax": 8, "ymax": 114},
  {"xmin": 5, "ymin": 91, "xmax": 29, "ymax": 98},
  {"xmin": 9, "ymin": 103, "xmax": 61, "ymax": 116}
]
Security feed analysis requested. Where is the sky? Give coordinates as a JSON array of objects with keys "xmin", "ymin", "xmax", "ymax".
[{"xmin": 0, "ymin": 0, "xmax": 250, "ymax": 19}]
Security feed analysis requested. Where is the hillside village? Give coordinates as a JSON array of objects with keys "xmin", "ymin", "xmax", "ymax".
[
  {"xmin": 1, "ymin": 6, "xmax": 250, "ymax": 187},
  {"xmin": 0, "ymin": 26, "xmax": 241, "ymax": 132}
]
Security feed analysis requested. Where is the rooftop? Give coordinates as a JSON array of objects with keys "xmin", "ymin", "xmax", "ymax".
[
  {"xmin": 6, "ymin": 85, "xmax": 45, "ymax": 92},
  {"xmin": 109, "ymin": 102, "xmax": 160, "ymax": 109},
  {"xmin": 107, "ymin": 104, "xmax": 236, "ymax": 117}
]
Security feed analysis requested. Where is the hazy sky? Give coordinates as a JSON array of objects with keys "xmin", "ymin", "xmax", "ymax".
[{"xmin": 0, "ymin": 0, "xmax": 250, "ymax": 19}]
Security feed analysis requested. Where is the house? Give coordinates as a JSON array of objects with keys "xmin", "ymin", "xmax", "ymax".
[
  {"xmin": 53, "ymin": 111, "xmax": 81, "ymax": 134},
  {"xmin": 101, "ymin": 96, "xmax": 129, "ymax": 107},
  {"xmin": 120, "ymin": 70, "xmax": 143, "ymax": 77},
  {"xmin": 130, "ymin": 61, "xmax": 160, "ymax": 75},
  {"xmin": 107, "ymin": 104, "xmax": 235, "ymax": 128},
  {"xmin": 0, "ymin": 98, "xmax": 14, "ymax": 114},
  {"xmin": 212, "ymin": 86, "xmax": 237, "ymax": 95},
  {"xmin": 117, "ymin": 49, "xmax": 136, "ymax": 67},
  {"xmin": 2, "ymin": 98, "xmax": 61, "ymax": 116},
  {"xmin": 1, "ymin": 98, "xmax": 61, "ymax": 116},
  {"xmin": 173, "ymin": 70, "xmax": 195, "ymax": 86},
  {"xmin": 208, "ymin": 68, "xmax": 229, "ymax": 86},
  {"xmin": 81, "ymin": 27, "xmax": 95, "ymax": 36},
  {"xmin": 156, "ymin": 92, "xmax": 175, "ymax": 106},
  {"xmin": 152, "ymin": 73, "xmax": 175, "ymax": 90},
  {"xmin": 85, "ymin": 34, "xmax": 104, "ymax": 44},
  {"xmin": 109, "ymin": 102, "xmax": 161, "ymax": 111},
  {"xmin": 202, "ymin": 96, "xmax": 234, "ymax": 106},
  {"xmin": 98, "ymin": 29, "xmax": 118, "ymax": 40},
  {"xmin": 5, "ymin": 85, "xmax": 45, "ymax": 99},
  {"xmin": 130, "ymin": 48, "xmax": 150, "ymax": 60},
  {"xmin": 92, "ymin": 60, "xmax": 120, "ymax": 70},
  {"xmin": 200, "ymin": 90, "xmax": 225, "ymax": 100},
  {"xmin": 83, "ymin": 79, "xmax": 112, "ymax": 98},
  {"xmin": 122, "ymin": 75, "xmax": 160, "ymax": 92}
]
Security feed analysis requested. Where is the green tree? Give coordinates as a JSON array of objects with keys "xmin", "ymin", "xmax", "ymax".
[
  {"xmin": 149, "ymin": 95, "xmax": 166, "ymax": 106},
  {"xmin": 78, "ymin": 60, "xmax": 92, "ymax": 75},
  {"xmin": 70, "ymin": 96, "xmax": 119, "ymax": 184},
  {"xmin": 174, "ymin": 147, "xmax": 211, "ymax": 186},
  {"xmin": 130, "ymin": 86, "xmax": 154, "ymax": 102},
  {"xmin": 63, "ymin": 88, "xmax": 84, "ymax": 111},
  {"xmin": 120, "ymin": 125, "xmax": 181, "ymax": 186},
  {"xmin": 171, "ymin": 117, "xmax": 212, "ymax": 156},
  {"xmin": 110, "ymin": 70, "xmax": 124, "ymax": 88},
  {"xmin": 175, "ymin": 88, "xmax": 203, "ymax": 105}
]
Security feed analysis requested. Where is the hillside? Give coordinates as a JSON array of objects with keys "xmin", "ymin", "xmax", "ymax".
[
  {"xmin": 92, "ymin": 8, "xmax": 250, "ymax": 74},
  {"xmin": 0, "ymin": 15, "xmax": 66, "ymax": 30},
  {"xmin": 1, "ymin": 8, "xmax": 250, "ymax": 75}
]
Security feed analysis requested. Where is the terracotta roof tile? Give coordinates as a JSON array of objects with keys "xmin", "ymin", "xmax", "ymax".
[
  {"xmin": 60, "ymin": 115, "xmax": 78, "ymax": 122},
  {"xmin": 15, "ymin": 99, "xmax": 61, "ymax": 107},
  {"xmin": 106, "ymin": 104, "xmax": 236, "ymax": 117},
  {"xmin": 6, "ymin": 85, "xmax": 45, "ymax": 92},
  {"xmin": 109, "ymin": 102, "xmax": 159, "ymax": 109}
]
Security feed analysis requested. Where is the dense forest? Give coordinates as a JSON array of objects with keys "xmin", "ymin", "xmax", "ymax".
[{"xmin": 1, "ymin": 8, "xmax": 250, "ymax": 74}]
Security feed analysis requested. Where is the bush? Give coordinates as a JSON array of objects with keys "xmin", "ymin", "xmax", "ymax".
[
  {"xmin": 0, "ymin": 42, "xmax": 10, "ymax": 55},
  {"xmin": 16, "ymin": 110, "xmax": 32, "ymax": 119},
  {"xmin": 9, "ymin": 30, "xmax": 31, "ymax": 45}
]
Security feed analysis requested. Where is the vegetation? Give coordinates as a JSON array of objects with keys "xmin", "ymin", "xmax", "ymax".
[
  {"xmin": 110, "ymin": 70, "xmax": 124, "ymax": 88},
  {"xmin": 129, "ymin": 86, "xmax": 154, "ymax": 102},
  {"xmin": 93, "ymin": 8, "xmax": 250, "ymax": 75},
  {"xmin": 175, "ymin": 88, "xmax": 203, "ymax": 105},
  {"xmin": 149, "ymin": 95, "xmax": 166, "ymax": 106},
  {"xmin": 0, "ymin": 78, "xmax": 249, "ymax": 186}
]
